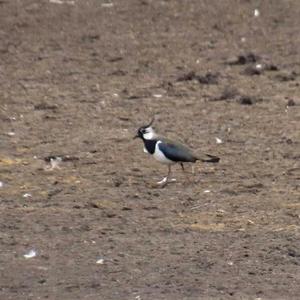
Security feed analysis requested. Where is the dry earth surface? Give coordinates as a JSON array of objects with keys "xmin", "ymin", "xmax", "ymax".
[{"xmin": 0, "ymin": 0, "xmax": 300, "ymax": 299}]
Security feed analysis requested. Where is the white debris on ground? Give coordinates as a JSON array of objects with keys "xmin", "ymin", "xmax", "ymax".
[
  {"xmin": 101, "ymin": 2, "xmax": 114, "ymax": 8},
  {"xmin": 153, "ymin": 94, "xmax": 162, "ymax": 98},
  {"xmin": 50, "ymin": 157, "xmax": 62, "ymax": 169},
  {"xmin": 215, "ymin": 137, "xmax": 223, "ymax": 144},
  {"xmin": 6, "ymin": 132, "xmax": 15, "ymax": 136},
  {"xmin": 24, "ymin": 249, "xmax": 37, "ymax": 259},
  {"xmin": 204, "ymin": 190, "xmax": 211, "ymax": 193},
  {"xmin": 254, "ymin": 9, "xmax": 260, "ymax": 17},
  {"xmin": 0, "ymin": 181, "xmax": 3, "ymax": 188},
  {"xmin": 23, "ymin": 193, "xmax": 32, "ymax": 198},
  {"xmin": 191, "ymin": 205, "xmax": 201, "ymax": 210},
  {"xmin": 256, "ymin": 64, "xmax": 262, "ymax": 70},
  {"xmin": 49, "ymin": 0, "xmax": 75, "ymax": 4},
  {"xmin": 45, "ymin": 157, "xmax": 62, "ymax": 171},
  {"xmin": 96, "ymin": 258, "xmax": 104, "ymax": 264}
]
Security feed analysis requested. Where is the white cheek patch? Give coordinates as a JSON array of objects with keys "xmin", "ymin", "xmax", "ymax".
[
  {"xmin": 143, "ymin": 131, "xmax": 154, "ymax": 140},
  {"xmin": 143, "ymin": 127, "xmax": 155, "ymax": 140}
]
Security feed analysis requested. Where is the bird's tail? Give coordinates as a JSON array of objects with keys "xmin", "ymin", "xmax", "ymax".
[{"xmin": 198, "ymin": 154, "xmax": 220, "ymax": 163}]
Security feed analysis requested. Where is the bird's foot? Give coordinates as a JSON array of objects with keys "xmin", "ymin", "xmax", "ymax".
[
  {"xmin": 157, "ymin": 177, "xmax": 168, "ymax": 185},
  {"xmin": 156, "ymin": 177, "xmax": 176, "ymax": 187}
]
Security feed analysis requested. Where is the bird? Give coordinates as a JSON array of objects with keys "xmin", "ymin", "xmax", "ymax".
[{"xmin": 133, "ymin": 117, "xmax": 220, "ymax": 186}]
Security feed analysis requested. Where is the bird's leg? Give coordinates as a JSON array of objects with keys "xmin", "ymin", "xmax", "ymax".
[
  {"xmin": 180, "ymin": 163, "xmax": 184, "ymax": 172},
  {"xmin": 157, "ymin": 165, "xmax": 171, "ymax": 185},
  {"xmin": 157, "ymin": 165, "xmax": 176, "ymax": 186}
]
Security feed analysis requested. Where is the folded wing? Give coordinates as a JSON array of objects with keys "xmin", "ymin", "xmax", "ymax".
[
  {"xmin": 158, "ymin": 140, "xmax": 198, "ymax": 163},
  {"xmin": 158, "ymin": 139, "xmax": 220, "ymax": 163}
]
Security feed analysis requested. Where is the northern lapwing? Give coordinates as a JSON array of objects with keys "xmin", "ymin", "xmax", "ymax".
[{"xmin": 134, "ymin": 118, "xmax": 220, "ymax": 186}]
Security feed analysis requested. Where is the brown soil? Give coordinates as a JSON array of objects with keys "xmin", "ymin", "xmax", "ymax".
[{"xmin": 0, "ymin": 1, "xmax": 300, "ymax": 299}]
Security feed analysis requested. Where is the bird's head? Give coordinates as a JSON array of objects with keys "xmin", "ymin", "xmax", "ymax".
[{"xmin": 134, "ymin": 117, "xmax": 156, "ymax": 140}]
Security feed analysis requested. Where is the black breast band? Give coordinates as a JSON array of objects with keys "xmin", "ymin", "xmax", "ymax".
[{"xmin": 143, "ymin": 139, "xmax": 157, "ymax": 154}]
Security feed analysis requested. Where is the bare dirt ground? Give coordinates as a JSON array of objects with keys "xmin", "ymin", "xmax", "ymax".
[{"xmin": 0, "ymin": 0, "xmax": 300, "ymax": 299}]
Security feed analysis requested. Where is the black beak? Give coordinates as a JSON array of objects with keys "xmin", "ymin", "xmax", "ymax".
[{"xmin": 133, "ymin": 134, "xmax": 139, "ymax": 139}]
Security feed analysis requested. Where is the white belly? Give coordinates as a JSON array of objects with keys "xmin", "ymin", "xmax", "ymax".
[{"xmin": 153, "ymin": 141, "xmax": 175, "ymax": 165}]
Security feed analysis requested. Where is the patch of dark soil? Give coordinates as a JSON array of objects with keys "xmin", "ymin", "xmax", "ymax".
[
  {"xmin": 264, "ymin": 64, "xmax": 280, "ymax": 71},
  {"xmin": 274, "ymin": 71, "xmax": 298, "ymax": 82},
  {"xmin": 1, "ymin": 1, "xmax": 300, "ymax": 300},
  {"xmin": 177, "ymin": 71, "xmax": 218, "ymax": 84},
  {"xmin": 176, "ymin": 71, "xmax": 198, "ymax": 82},
  {"xmin": 81, "ymin": 34, "xmax": 100, "ymax": 43},
  {"xmin": 44, "ymin": 155, "xmax": 80, "ymax": 162},
  {"xmin": 242, "ymin": 65, "xmax": 263, "ymax": 76},
  {"xmin": 226, "ymin": 53, "xmax": 260, "ymax": 65},
  {"xmin": 110, "ymin": 69, "xmax": 127, "ymax": 76},
  {"xmin": 107, "ymin": 56, "xmax": 123, "ymax": 63},
  {"xmin": 237, "ymin": 96, "xmax": 262, "ymax": 105},
  {"xmin": 287, "ymin": 99, "xmax": 296, "ymax": 107},
  {"xmin": 210, "ymin": 87, "xmax": 239, "ymax": 101},
  {"xmin": 34, "ymin": 103, "xmax": 59, "ymax": 110},
  {"xmin": 197, "ymin": 72, "xmax": 219, "ymax": 84}
]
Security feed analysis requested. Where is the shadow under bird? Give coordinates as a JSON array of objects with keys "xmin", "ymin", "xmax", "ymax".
[{"xmin": 134, "ymin": 118, "xmax": 220, "ymax": 186}]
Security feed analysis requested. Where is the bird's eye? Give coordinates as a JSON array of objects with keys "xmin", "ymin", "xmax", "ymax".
[{"xmin": 141, "ymin": 129, "xmax": 146, "ymax": 134}]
